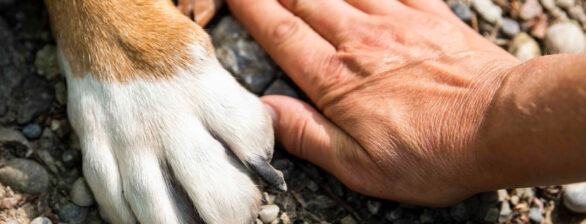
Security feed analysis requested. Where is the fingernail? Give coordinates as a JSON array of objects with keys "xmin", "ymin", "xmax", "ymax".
[{"xmin": 264, "ymin": 103, "xmax": 278, "ymax": 129}]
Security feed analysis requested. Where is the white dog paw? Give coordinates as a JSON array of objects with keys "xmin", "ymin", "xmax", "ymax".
[{"xmin": 60, "ymin": 48, "xmax": 285, "ymax": 224}]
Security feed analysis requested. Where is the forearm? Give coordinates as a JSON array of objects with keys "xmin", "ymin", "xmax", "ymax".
[{"xmin": 477, "ymin": 53, "xmax": 586, "ymax": 191}]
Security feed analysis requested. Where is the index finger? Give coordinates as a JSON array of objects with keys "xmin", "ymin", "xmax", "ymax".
[{"xmin": 226, "ymin": 0, "xmax": 338, "ymax": 101}]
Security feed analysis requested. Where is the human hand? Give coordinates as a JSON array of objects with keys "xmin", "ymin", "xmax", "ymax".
[{"xmin": 227, "ymin": 0, "xmax": 523, "ymax": 206}]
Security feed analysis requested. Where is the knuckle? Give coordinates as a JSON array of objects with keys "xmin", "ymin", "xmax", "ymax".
[{"xmin": 271, "ymin": 17, "xmax": 303, "ymax": 48}]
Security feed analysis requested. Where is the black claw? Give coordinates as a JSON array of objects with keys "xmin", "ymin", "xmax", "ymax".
[{"xmin": 248, "ymin": 159, "xmax": 287, "ymax": 192}]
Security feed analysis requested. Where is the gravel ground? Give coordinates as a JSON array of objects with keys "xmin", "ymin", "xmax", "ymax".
[{"xmin": 1, "ymin": 0, "xmax": 586, "ymax": 223}]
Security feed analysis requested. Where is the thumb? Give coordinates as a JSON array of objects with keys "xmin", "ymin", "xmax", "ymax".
[{"xmin": 261, "ymin": 95, "xmax": 352, "ymax": 175}]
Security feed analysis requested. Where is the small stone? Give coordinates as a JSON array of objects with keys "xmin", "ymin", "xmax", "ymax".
[
  {"xmin": 529, "ymin": 207, "xmax": 543, "ymax": 223},
  {"xmin": 520, "ymin": 0, "xmax": 543, "ymax": 20},
  {"xmin": 564, "ymin": 182, "xmax": 586, "ymax": 213},
  {"xmin": 545, "ymin": 22, "xmax": 586, "ymax": 54},
  {"xmin": 499, "ymin": 202, "xmax": 513, "ymax": 223},
  {"xmin": 497, "ymin": 189, "xmax": 510, "ymax": 202},
  {"xmin": 484, "ymin": 207, "xmax": 499, "ymax": 223},
  {"xmin": 0, "ymin": 128, "xmax": 31, "ymax": 151},
  {"xmin": 35, "ymin": 45, "xmax": 61, "ymax": 80},
  {"xmin": 58, "ymin": 202, "xmax": 89, "ymax": 224},
  {"xmin": 509, "ymin": 32, "xmax": 542, "ymax": 61},
  {"xmin": 555, "ymin": 0, "xmax": 575, "ymax": 9},
  {"xmin": 568, "ymin": 6, "xmax": 586, "ymax": 23},
  {"xmin": 501, "ymin": 18, "xmax": 521, "ymax": 36},
  {"xmin": 259, "ymin": 205, "xmax": 280, "ymax": 224},
  {"xmin": 513, "ymin": 187, "xmax": 535, "ymax": 201},
  {"xmin": 279, "ymin": 212, "xmax": 291, "ymax": 224},
  {"xmin": 54, "ymin": 82, "xmax": 67, "ymax": 105},
  {"xmin": 541, "ymin": 0, "xmax": 556, "ymax": 10},
  {"xmin": 211, "ymin": 16, "xmax": 276, "ymax": 94},
  {"xmin": 306, "ymin": 195, "xmax": 336, "ymax": 210},
  {"xmin": 472, "ymin": 0, "xmax": 503, "ymax": 24},
  {"xmin": 367, "ymin": 200, "xmax": 382, "ymax": 215},
  {"xmin": 530, "ymin": 14, "xmax": 548, "ymax": 39},
  {"xmin": 510, "ymin": 195, "xmax": 520, "ymax": 205},
  {"xmin": 22, "ymin": 124, "xmax": 42, "ymax": 140},
  {"xmin": 385, "ymin": 208, "xmax": 403, "ymax": 222},
  {"xmin": 339, "ymin": 215, "xmax": 356, "ymax": 224},
  {"xmin": 419, "ymin": 210, "xmax": 434, "ymax": 224},
  {"xmin": 61, "ymin": 149, "xmax": 81, "ymax": 168},
  {"xmin": 30, "ymin": 217, "xmax": 52, "ymax": 224},
  {"xmin": 263, "ymin": 79, "xmax": 298, "ymax": 98},
  {"xmin": 0, "ymin": 159, "xmax": 50, "ymax": 194},
  {"xmin": 71, "ymin": 178, "xmax": 95, "ymax": 207},
  {"xmin": 450, "ymin": 2, "xmax": 472, "ymax": 21}
]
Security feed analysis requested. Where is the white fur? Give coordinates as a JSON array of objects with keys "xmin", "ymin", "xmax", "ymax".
[{"xmin": 58, "ymin": 44, "xmax": 274, "ymax": 224}]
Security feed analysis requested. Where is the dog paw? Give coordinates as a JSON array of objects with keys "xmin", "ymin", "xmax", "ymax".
[{"xmin": 61, "ymin": 50, "xmax": 284, "ymax": 224}]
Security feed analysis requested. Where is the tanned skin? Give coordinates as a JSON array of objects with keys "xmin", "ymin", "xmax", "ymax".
[{"xmin": 226, "ymin": 0, "xmax": 586, "ymax": 206}]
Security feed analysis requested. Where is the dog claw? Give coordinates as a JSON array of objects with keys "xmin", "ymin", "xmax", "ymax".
[{"xmin": 249, "ymin": 160, "xmax": 287, "ymax": 192}]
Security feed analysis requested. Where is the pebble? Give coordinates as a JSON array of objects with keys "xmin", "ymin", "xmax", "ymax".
[
  {"xmin": 339, "ymin": 215, "xmax": 356, "ymax": 224},
  {"xmin": 0, "ymin": 127, "xmax": 31, "ymax": 151},
  {"xmin": 509, "ymin": 32, "xmax": 542, "ymax": 61},
  {"xmin": 472, "ymin": 0, "xmax": 503, "ymax": 24},
  {"xmin": 58, "ymin": 202, "xmax": 89, "ymax": 224},
  {"xmin": 71, "ymin": 178, "xmax": 95, "ymax": 207},
  {"xmin": 545, "ymin": 22, "xmax": 586, "ymax": 54},
  {"xmin": 450, "ymin": 2, "xmax": 472, "ymax": 21},
  {"xmin": 555, "ymin": 0, "xmax": 575, "ymax": 9},
  {"xmin": 484, "ymin": 207, "xmax": 499, "ymax": 223},
  {"xmin": 450, "ymin": 199, "xmax": 475, "ymax": 222},
  {"xmin": 568, "ymin": 6, "xmax": 586, "ymax": 24},
  {"xmin": 366, "ymin": 200, "xmax": 381, "ymax": 215},
  {"xmin": 22, "ymin": 124, "xmax": 42, "ymax": 140},
  {"xmin": 263, "ymin": 79, "xmax": 299, "ymax": 98},
  {"xmin": 54, "ymin": 82, "xmax": 67, "ymax": 105},
  {"xmin": 513, "ymin": 187, "xmax": 535, "ymax": 201},
  {"xmin": 385, "ymin": 208, "xmax": 403, "ymax": 222},
  {"xmin": 61, "ymin": 149, "xmax": 81, "ymax": 168},
  {"xmin": 0, "ymin": 159, "xmax": 50, "ymax": 194},
  {"xmin": 529, "ymin": 207, "xmax": 543, "ymax": 223},
  {"xmin": 499, "ymin": 202, "xmax": 513, "ymax": 222},
  {"xmin": 30, "ymin": 217, "xmax": 52, "ymax": 224},
  {"xmin": 520, "ymin": 0, "xmax": 543, "ymax": 20},
  {"xmin": 211, "ymin": 16, "xmax": 276, "ymax": 94},
  {"xmin": 34, "ymin": 45, "xmax": 60, "ymax": 80},
  {"xmin": 501, "ymin": 18, "xmax": 521, "ymax": 36},
  {"xmin": 259, "ymin": 204, "xmax": 280, "ymax": 223},
  {"xmin": 541, "ymin": 0, "xmax": 556, "ymax": 10},
  {"xmin": 563, "ymin": 182, "xmax": 586, "ymax": 213}
]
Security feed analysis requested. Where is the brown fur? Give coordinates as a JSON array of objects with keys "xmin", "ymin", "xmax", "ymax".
[{"xmin": 45, "ymin": 0, "xmax": 214, "ymax": 82}]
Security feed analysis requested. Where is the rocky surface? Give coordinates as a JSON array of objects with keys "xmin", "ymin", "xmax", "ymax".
[{"xmin": 1, "ymin": 0, "xmax": 585, "ymax": 223}]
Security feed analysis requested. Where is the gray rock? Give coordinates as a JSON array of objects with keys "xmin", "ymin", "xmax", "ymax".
[
  {"xmin": 58, "ymin": 202, "xmax": 89, "ymax": 224},
  {"xmin": 259, "ymin": 204, "xmax": 280, "ymax": 224},
  {"xmin": 22, "ymin": 124, "xmax": 42, "ymax": 140},
  {"xmin": 367, "ymin": 200, "xmax": 382, "ymax": 215},
  {"xmin": 0, "ymin": 127, "xmax": 30, "ymax": 151},
  {"xmin": 30, "ymin": 217, "xmax": 52, "ymax": 224},
  {"xmin": 306, "ymin": 195, "xmax": 336, "ymax": 210},
  {"xmin": 529, "ymin": 207, "xmax": 543, "ymax": 223},
  {"xmin": 35, "ymin": 45, "xmax": 60, "ymax": 80},
  {"xmin": 211, "ymin": 16, "xmax": 276, "ymax": 94},
  {"xmin": 555, "ymin": 0, "xmax": 575, "ymax": 9},
  {"xmin": 484, "ymin": 207, "xmax": 499, "ymax": 223},
  {"xmin": 541, "ymin": 0, "xmax": 556, "ymax": 10},
  {"xmin": 472, "ymin": 0, "xmax": 503, "ymax": 24},
  {"xmin": 545, "ymin": 22, "xmax": 586, "ymax": 54},
  {"xmin": 564, "ymin": 182, "xmax": 586, "ymax": 213},
  {"xmin": 501, "ymin": 18, "xmax": 520, "ymax": 37},
  {"xmin": 0, "ymin": 158, "xmax": 49, "ymax": 194},
  {"xmin": 61, "ymin": 149, "xmax": 81, "ymax": 168},
  {"xmin": 71, "ymin": 178, "xmax": 95, "ymax": 207},
  {"xmin": 568, "ymin": 6, "xmax": 586, "ymax": 23},
  {"xmin": 339, "ymin": 215, "xmax": 356, "ymax": 224},
  {"xmin": 509, "ymin": 32, "xmax": 542, "ymax": 61},
  {"xmin": 520, "ymin": 0, "xmax": 543, "ymax": 20},
  {"xmin": 54, "ymin": 82, "xmax": 67, "ymax": 105},
  {"xmin": 450, "ymin": 2, "xmax": 472, "ymax": 21},
  {"xmin": 263, "ymin": 79, "xmax": 299, "ymax": 98},
  {"xmin": 386, "ymin": 208, "xmax": 403, "ymax": 222},
  {"xmin": 498, "ymin": 202, "xmax": 512, "ymax": 223}
]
